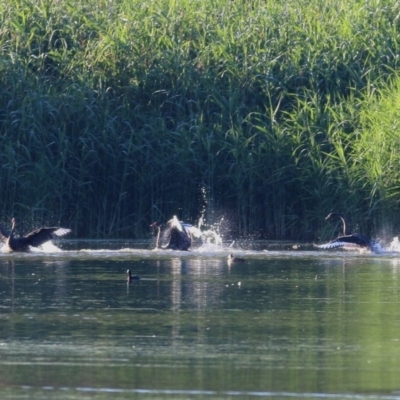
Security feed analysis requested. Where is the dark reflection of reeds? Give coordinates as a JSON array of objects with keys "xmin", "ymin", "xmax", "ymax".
[{"xmin": 2, "ymin": 254, "xmax": 400, "ymax": 395}]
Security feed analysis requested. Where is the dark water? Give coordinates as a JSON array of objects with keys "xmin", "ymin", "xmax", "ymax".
[{"xmin": 1, "ymin": 241, "xmax": 400, "ymax": 399}]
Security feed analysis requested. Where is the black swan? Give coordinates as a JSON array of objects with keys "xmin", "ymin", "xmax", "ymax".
[
  {"xmin": 0, "ymin": 218, "xmax": 71, "ymax": 252},
  {"xmin": 227, "ymin": 254, "xmax": 246, "ymax": 264},
  {"xmin": 127, "ymin": 269, "xmax": 140, "ymax": 283},
  {"xmin": 315, "ymin": 212, "xmax": 379, "ymax": 252},
  {"xmin": 150, "ymin": 216, "xmax": 201, "ymax": 251}
]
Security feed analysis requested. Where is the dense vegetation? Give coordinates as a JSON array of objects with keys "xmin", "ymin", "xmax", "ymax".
[{"xmin": 1, "ymin": 0, "xmax": 400, "ymax": 241}]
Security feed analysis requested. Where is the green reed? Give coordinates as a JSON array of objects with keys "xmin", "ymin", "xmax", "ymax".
[{"xmin": 0, "ymin": 0, "xmax": 400, "ymax": 240}]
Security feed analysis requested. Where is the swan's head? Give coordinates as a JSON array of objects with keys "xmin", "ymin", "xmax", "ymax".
[{"xmin": 325, "ymin": 212, "xmax": 342, "ymax": 220}]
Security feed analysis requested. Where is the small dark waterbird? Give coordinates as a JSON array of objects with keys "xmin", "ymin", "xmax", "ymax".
[
  {"xmin": 228, "ymin": 254, "xmax": 246, "ymax": 264},
  {"xmin": 315, "ymin": 212, "xmax": 378, "ymax": 252},
  {"xmin": 0, "ymin": 218, "xmax": 71, "ymax": 252},
  {"xmin": 126, "ymin": 269, "xmax": 140, "ymax": 283}
]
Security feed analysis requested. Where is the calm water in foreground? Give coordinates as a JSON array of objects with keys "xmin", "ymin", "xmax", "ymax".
[{"xmin": 1, "ymin": 240, "xmax": 400, "ymax": 399}]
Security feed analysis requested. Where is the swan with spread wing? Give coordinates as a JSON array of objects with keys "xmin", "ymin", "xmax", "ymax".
[
  {"xmin": 151, "ymin": 216, "xmax": 202, "ymax": 251},
  {"xmin": 315, "ymin": 212, "xmax": 380, "ymax": 252},
  {"xmin": 0, "ymin": 218, "xmax": 71, "ymax": 252}
]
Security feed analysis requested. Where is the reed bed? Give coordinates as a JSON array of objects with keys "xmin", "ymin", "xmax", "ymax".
[{"xmin": 0, "ymin": 0, "xmax": 400, "ymax": 241}]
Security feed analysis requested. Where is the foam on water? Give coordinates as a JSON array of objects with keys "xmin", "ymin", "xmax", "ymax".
[
  {"xmin": 0, "ymin": 241, "xmax": 64, "ymax": 253},
  {"xmin": 2, "ymin": 234, "xmax": 400, "ymax": 261}
]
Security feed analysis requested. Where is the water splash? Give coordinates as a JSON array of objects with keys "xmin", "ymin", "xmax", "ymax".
[
  {"xmin": 197, "ymin": 185, "xmax": 208, "ymax": 231},
  {"xmin": 39, "ymin": 242, "xmax": 64, "ymax": 252},
  {"xmin": 200, "ymin": 230, "xmax": 222, "ymax": 246},
  {"xmin": 0, "ymin": 241, "xmax": 63, "ymax": 253},
  {"xmin": 196, "ymin": 184, "xmax": 224, "ymax": 249},
  {"xmin": 386, "ymin": 236, "xmax": 400, "ymax": 252}
]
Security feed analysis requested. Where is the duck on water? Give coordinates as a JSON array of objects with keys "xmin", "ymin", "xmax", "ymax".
[
  {"xmin": 127, "ymin": 269, "xmax": 140, "ymax": 283},
  {"xmin": 151, "ymin": 216, "xmax": 202, "ymax": 251},
  {"xmin": 315, "ymin": 212, "xmax": 380, "ymax": 253},
  {"xmin": 0, "ymin": 218, "xmax": 71, "ymax": 252},
  {"xmin": 227, "ymin": 254, "xmax": 246, "ymax": 264}
]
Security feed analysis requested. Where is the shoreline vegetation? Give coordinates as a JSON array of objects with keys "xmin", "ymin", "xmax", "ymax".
[{"xmin": 1, "ymin": 0, "xmax": 400, "ymax": 242}]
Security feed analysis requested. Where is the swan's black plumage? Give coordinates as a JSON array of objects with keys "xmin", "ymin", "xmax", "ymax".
[
  {"xmin": 316, "ymin": 212, "xmax": 377, "ymax": 252},
  {"xmin": 151, "ymin": 216, "xmax": 201, "ymax": 251},
  {"xmin": 0, "ymin": 218, "xmax": 71, "ymax": 252},
  {"xmin": 126, "ymin": 269, "xmax": 140, "ymax": 283}
]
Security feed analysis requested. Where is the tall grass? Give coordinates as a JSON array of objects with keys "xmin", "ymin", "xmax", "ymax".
[{"xmin": 0, "ymin": 0, "xmax": 400, "ymax": 240}]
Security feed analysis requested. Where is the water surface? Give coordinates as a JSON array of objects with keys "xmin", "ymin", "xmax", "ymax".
[{"xmin": 1, "ymin": 241, "xmax": 400, "ymax": 399}]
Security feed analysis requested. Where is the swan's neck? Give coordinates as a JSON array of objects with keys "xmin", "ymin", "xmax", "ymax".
[
  {"xmin": 339, "ymin": 216, "xmax": 347, "ymax": 236},
  {"xmin": 10, "ymin": 219, "xmax": 16, "ymax": 238},
  {"xmin": 155, "ymin": 226, "xmax": 160, "ymax": 249},
  {"xmin": 7, "ymin": 219, "xmax": 16, "ymax": 248}
]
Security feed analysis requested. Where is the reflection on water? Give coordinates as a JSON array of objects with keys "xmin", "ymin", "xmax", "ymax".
[{"xmin": 1, "ymin": 242, "xmax": 400, "ymax": 398}]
